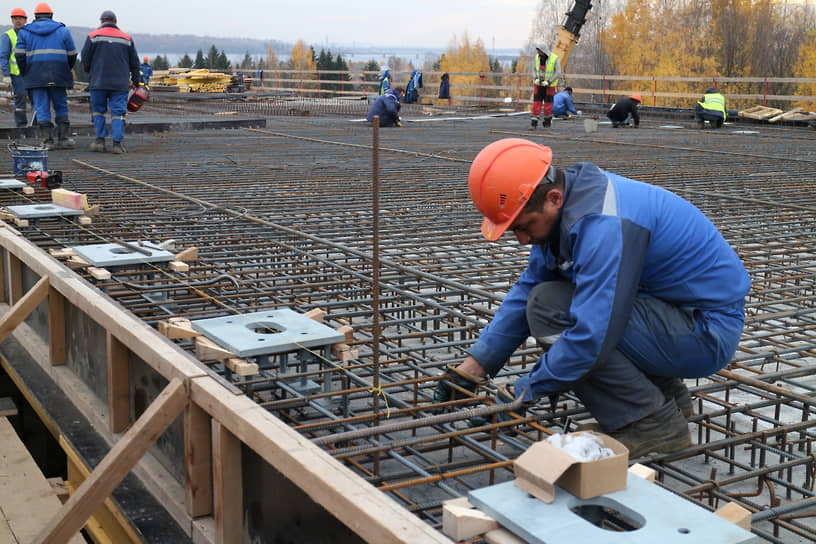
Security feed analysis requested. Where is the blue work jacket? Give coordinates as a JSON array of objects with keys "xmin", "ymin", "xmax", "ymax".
[
  {"xmin": 467, "ymin": 163, "xmax": 750, "ymax": 400},
  {"xmin": 81, "ymin": 23, "xmax": 140, "ymax": 92},
  {"xmin": 14, "ymin": 17, "xmax": 76, "ymax": 88},
  {"xmin": 366, "ymin": 89, "xmax": 401, "ymax": 126}
]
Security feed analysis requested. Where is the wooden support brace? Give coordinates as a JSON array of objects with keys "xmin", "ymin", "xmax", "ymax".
[
  {"xmin": 336, "ymin": 325, "xmax": 354, "ymax": 344},
  {"xmin": 47, "ymin": 477, "xmax": 70, "ymax": 503},
  {"xmin": 304, "ymin": 307, "xmax": 325, "ymax": 322},
  {"xmin": 48, "ymin": 286, "xmax": 66, "ymax": 365},
  {"xmin": 8, "ymin": 253, "xmax": 23, "ymax": 305},
  {"xmin": 628, "ymin": 463, "xmax": 656, "ymax": 483},
  {"xmin": 65, "ymin": 256, "xmax": 89, "ymax": 270},
  {"xmin": 212, "ymin": 420, "xmax": 242, "ymax": 544},
  {"xmin": 331, "ymin": 343, "xmax": 358, "ymax": 362},
  {"xmin": 157, "ymin": 317, "xmax": 201, "ymax": 339},
  {"xmin": 442, "ymin": 500, "xmax": 499, "ymax": 541},
  {"xmin": 87, "ymin": 267, "xmax": 111, "ymax": 281},
  {"xmin": 34, "ymin": 378, "xmax": 187, "ymax": 544},
  {"xmin": 107, "ymin": 333, "xmax": 130, "ymax": 433},
  {"xmin": 22, "ymin": 185, "xmax": 34, "ymax": 195},
  {"xmin": 184, "ymin": 402, "xmax": 213, "ymax": 518},
  {"xmin": 174, "ymin": 246, "xmax": 199, "ymax": 262},
  {"xmin": 78, "ymin": 216, "xmax": 92, "ymax": 226},
  {"xmin": 484, "ymin": 528, "xmax": 526, "ymax": 544},
  {"xmin": 0, "ymin": 275, "xmax": 49, "ymax": 344},
  {"xmin": 84, "ymin": 205, "xmax": 100, "ymax": 217},
  {"xmin": 225, "ymin": 358, "xmax": 258, "ymax": 376},
  {"xmin": 195, "ymin": 336, "xmax": 235, "ymax": 362},
  {"xmin": 715, "ymin": 501, "xmax": 752, "ymax": 531},
  {"xmin": 168, "ymin": 260, "xmax": 189, "ymax": 273},
  {"xmin": 48, "ymin": 248, "xmax": 76, "ymax": 259}
]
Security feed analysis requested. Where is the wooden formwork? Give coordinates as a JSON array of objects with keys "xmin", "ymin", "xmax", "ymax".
[{"xmin": 0, "ymin": 225, "xmax": 449, "ymax": 544}]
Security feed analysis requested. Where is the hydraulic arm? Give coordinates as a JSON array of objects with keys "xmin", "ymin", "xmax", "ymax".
[{"xmin": 551, "ymin": 0, "xmax": 593, "ymax": 68}]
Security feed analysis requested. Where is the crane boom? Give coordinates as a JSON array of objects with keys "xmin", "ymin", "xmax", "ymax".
[{"xmin": 551, "ymin": 0, "xmax": 593, "ymax": 69}]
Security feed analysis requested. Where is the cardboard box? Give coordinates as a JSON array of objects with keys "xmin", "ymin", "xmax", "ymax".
[{"xmin": 514, "ymin": 431, "xmax": 628, "ymax": 503}]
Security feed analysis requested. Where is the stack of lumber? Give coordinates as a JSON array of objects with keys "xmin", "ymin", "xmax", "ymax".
[
  {"xmin": 739, "ymin": 105, "xmax": 816, "ymax": 123},
  {"xmin": 152, "ymin": 68, "xmax": 233, "ymax": 93}
]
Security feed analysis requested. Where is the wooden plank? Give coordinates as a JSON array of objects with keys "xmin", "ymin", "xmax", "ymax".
[
  {"xmin": 8, "ymin": 253, "xmax": 22, "ymax": 305},
  {"xmin": 195, "ymin": 336, "xmax": 235, "ymax": 362},
  {"xmin": 225, "ymin": 358, "xmax": 258, "ymax": 376},
  {"xmin": 184, "ymin": 403, "xmax": 212, "ymax": 518},
  {"xmin": 0, "ymin": 249, "xmax": 5, "ymax": 303},
  {"xmin": 34, "ymin": 378, "xmax": 187, "ymax": 544},
  {"xmin": 47, "ymin": 286, "xmax": 67, "ymax": 365},
  {"xmin": 304, "ymin": 307, "xmax": 325, "ymax": 322},
  {"xmin": 715, "ymin": 501, "xmax": 752, "ymax": 530},
  {"xmin": 628, "ymin": 463, "xmax": 656, "ymax": 482},
  {"xmin": 168, "ymin": 260, "xmax": 189, "ymax": 273},
  {"xmin": 107, "ymin": 333, "xmax": 130, "ymax": 433},
  {"xmin": 190, "ymin": 377, "xmax": 451, "ymax": 543},
  {"xmin": 0, "ymin": 397, "xmax": 17, "ymax": 417},
  {"xmin": 0, "ymin": 276, "xmax": 49, "ymax": 345},
  {"xmin": 485, "ymin": 528, "xmax": 526, "ymax": 544},
  {"xmin": 157, "ymin": 317, "xmax": 201, "ymax": 339},
  {"xmin": 336, "ymin": 324, "xmax": 354, "ymax": 344},
  {"xmin": 768, "ymin": 107, "xmax": 802, "ymax": 123},
  {"xmin": 87, "ymin": 267, "xmax": 111, "ymax": 281},
  {"xmin": 0, "ymin": 417, "xmax": 84, "ymax": 544},
  {"xmin": 442, "ymin": 502, "xmax": 499, "ymax": 541},
  {"xmin": 212, "ymin": 420, "xmax": 242, "ymax": 544},
  {"xmin": 331, "ymin": 343, "xmax": 358, "ymax": 362},
  {"xmin": 174, "ymin": 247, "xmax": 199, "ymax": 262}
]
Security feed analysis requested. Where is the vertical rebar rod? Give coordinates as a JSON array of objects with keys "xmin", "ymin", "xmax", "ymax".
[{"xmin": 372, "ymin": 116, "xmax": 381, "ymax": 475}]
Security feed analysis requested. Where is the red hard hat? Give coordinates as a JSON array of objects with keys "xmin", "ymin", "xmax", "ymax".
[
  {"xmin": 630, "ymin": 93, "xmax": 642, "ymax": 103},
  {"xmin": 10, "ymin": 7, "xmax": 26, "ymax": 17},
  {"xmin": 468, "ymin": 138, "xmax": 553, "ymax": 241},
  {"xmin": 34, "ymin": 3, "xmax": 52, "ymax": 14}
]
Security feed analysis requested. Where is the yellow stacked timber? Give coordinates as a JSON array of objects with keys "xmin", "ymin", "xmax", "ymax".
[{"xmin": 153, "ymin": 69, "xmax": 233, "ymax": 93}]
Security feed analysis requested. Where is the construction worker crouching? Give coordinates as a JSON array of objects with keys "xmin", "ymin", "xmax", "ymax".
[
  {"xmin": 434, "ymin": 138, "xmax": 750, "ymax": 458},
  {"xmin": 366, "ymin": 86, "xmax": 404, "ymax": 127},
  {"xmin": 529, "ymin": 45, "xmax": 561, "ymax": 130},
  {"xmin": 552, "ymin": 86, "xmax": 579, "ymax": 120},
  {"xmin": 81, "ymin": 10, "xmax": 140, "ymax": 154},
  {"xmin": 695, "ymin": 87, "xmax": 726, "ymax": 129},
  {"xmin": 607, "ymin": 93, "xmax": 641, "ymax": 128},
  {"xmin": 13, "ymin": 3, "xmax": 77, "ymax": 149},
  {"xmin": 1, "ymin": 8, "xmax": 29, "ymax": 128}
]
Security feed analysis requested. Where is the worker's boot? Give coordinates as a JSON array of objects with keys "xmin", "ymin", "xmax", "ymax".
[
  {"xmin": 111, "ymin": 141, "xmax": 127, "ymax": 154},
  {"xmin": 89, "ymin": 138, "xmax": 106, "ymax": 152},
  {"xmin": 608, "ymin": 399, "xmax": 691, "ymax": 458},
  {"xmin": 55, "ymin": 117, "xmax": 75, "ymax": 149},
  {"xmin": 528, "ymin": 118, "xmax": 538, "ymax": 131},
  {"xmin": 542, "ymin": 117, "xmax": 552, "ymax": 128},
  {"xmin": 38, "ymin": 121, "xmax": 55, "ymax": 150},
  {"xmin": 696, "ymin": 117, "xmax": 705, "ymax": 129},
  {"xmin": 654, "ymin": 378, "xmax": 693, "ymax": 419}
]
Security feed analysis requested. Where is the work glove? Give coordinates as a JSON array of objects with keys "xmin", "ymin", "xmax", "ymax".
[
  {"xmin": 533, "ymin": 78, "xmax": 540, "ymax": 86},
  {"xmin": 542, "ymin": 80, "xmax": 550, "ymax": 87},
  {"xmin": 432, "ymin": 363, "xmax": 487, "ymax": 413},
  {"xmin": 576, "ymin": 110, "xmax": 582, "ymax": 115},
  {"xmin": 394, "ymin": 117, "xmax": 402, "ymax": 127}
]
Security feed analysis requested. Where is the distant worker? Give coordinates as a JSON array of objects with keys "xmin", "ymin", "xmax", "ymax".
[
  {"xmin": 139, "ymin": 55, "xmax": 152, "ymax": 86},
  {"xmin": 438, "ymin": 72, "xmax": 450, "ymax": 100},
  {"xmin": 1, "ymin": 8, "xmax": 28, "ymax": 128},
  {"xmin": 695, "ymin": 87, "xmax": 726, "ymax": 129},
  {"xmin": 552, "ymin": 87, "xmax": 580, "ymax": 119},
  {"xmin": 529, "ymin": 44, "xmax": 561, "ymax": 130},
  {"xmin": 404, "ymin": 69, "xmax": 423, "ymax": 104},
  {"xmin": 434, "ymin": 138, "xmax": 750, "ymax": 458},
  {"xmin": 81, "ymin": 10, "xmax": 140, "ymax": 154},
  {"xmin": 378, "ymin": 68, "xmax": 391, "ymax": 95},
  {"xmin": 607, "ymin": 94, "xmax": 641, "ymax": 128},
  {"xmin": 14, "ymin": 3, "xmax": 77, "ymax": 149},
  {"xmin": 366, "ymin": 86, "xmax": 403, "ymax": 127}
]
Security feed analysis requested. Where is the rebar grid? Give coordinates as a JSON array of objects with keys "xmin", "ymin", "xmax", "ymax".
[{"xmin": 4, "ymin": 107, "xmax": 816, "ymax": 542}]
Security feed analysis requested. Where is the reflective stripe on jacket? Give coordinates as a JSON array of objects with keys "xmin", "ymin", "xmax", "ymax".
[
  {"xmin": 81, "ymin": 23, "xmax": 140, "ymax": 92},
  {"xmin": 534, "ymin": 52, "xmax": 559, "ymax": 86},
  {"xmin": 698, "ymin": 92, "xmax": 726, "ymax": 120}
]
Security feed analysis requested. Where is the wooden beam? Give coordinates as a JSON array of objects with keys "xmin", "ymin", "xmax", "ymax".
[
  {"xmin": 184, "ymin": 403, "xmax": 212, "ymax": 518},
  {"xmin": 0, "ymin": 276, "xmax": 49, "ymax": 345},
  {"xmin": 48, "ymin": 286, "xmax": 66, "ymax": 366},
  {"xmin": 0, "ymin": 249, "xmax": 5, "ymax": 303},
  {"xmin": 212, "ymin": 420, "xmax": 242, "ymax": 544},
  {"xmin": 8, "ymin": 253, "xmax": 22, "ymax": 305},
  {"xmin": 34, "ymin": 378, "xmax": 187, "ymax": 544},
  {"xmin": 107, "ymin": 333, "xmax": 130, "ymax": 433}
]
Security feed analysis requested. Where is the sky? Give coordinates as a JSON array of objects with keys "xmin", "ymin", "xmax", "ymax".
[{"xmin": 22, "ymin": 0, "xmax": 539, "ymax": 50}]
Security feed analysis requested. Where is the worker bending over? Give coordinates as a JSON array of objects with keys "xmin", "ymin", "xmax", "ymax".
[
  {"xmin": 695, "ymin": 87, "xmax": 726, "ymax": 129},
  {"xmin": 607, "ymin": 94, "xmax": 641, "ymax": 128},
  {"xmin": 528, "ymin": 45, "xmax": 561, "ymax": 130},
  {"xmin": 435, "ymin": 138, "xmax": 750, "ymax": 458},
  {"xmin": 366, "ymin": 86, "xmax": 404, "ymax": 127},
  {"xmin": 552, "ymin": 87, "xmax": 579, "ymax": 119}
]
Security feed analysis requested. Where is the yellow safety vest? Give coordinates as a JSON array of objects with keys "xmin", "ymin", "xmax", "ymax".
[
  {"xmin": 4, "ymin": 29, "xmax": 19, "ymax": 76},
  {"xmin": 534, "ymin": 52, "xmax": 559, "ymax": 87},
  {"xmin": 698, "ymin": 92, "xmax": 726, "ymax": 120}
]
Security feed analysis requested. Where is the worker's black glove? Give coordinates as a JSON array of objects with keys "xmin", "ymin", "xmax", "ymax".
[{"xmin": 432, "ymin": 363, "xmax": 487, "ymax": 413}]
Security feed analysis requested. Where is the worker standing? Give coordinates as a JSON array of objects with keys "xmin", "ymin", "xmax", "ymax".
[
  {"xmin": 551, "ymin": 87, "xmax": 579, "ymax": 119},
  {"xmin": 139, "ymin": 55, "xmax": 152, "ymax": 86},
  {"xmin": 14, "ymin": 3, "xmax": 77, "ymax": 149},
  {"xmin": 81, "ymin": 10, "xmax": 140, "ymax": 154},
  {"xmin": 434, "ymin": 138, "xmax": 750, "ymax": 458},
  {"xmin": 607, "ymin": 94, "xmax": 641, "ymax": 128},
  {"xmin": 695, "ymin": 87, "xmax": 726, "ymax": 129},
  {"xmin": 366, "ymin": 86, "xmax": 403, "ymax": 127},
  {"xmin": 529, "ymin": 45, "xmax": 561, "ymax": 130},
  {"xmin": 1, "ymin": 8, "xmax": 29, "ymax": 128},
  {"xmin": 378, "ymin": 68, "xmax": 391, "ymax": 95}
]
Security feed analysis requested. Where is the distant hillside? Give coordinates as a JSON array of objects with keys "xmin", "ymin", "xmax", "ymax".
[{"xmin": 0, "ymin": 25, "xmax": 291, "ymax": 56}]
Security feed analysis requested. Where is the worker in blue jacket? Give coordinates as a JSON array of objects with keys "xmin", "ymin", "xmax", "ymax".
[
  {"xmin": 366, "ymin": 87, "xmax": 403, "ymax": 127},
  {"xmin": 14, "ymin": 2, "xmax": 77, "ymax": 149},
  {"xmin": 434, "ymin": 138, "xmax": 750, "ymax": 458},
  {"xmin": 552, "ymin": 87, "xmax": 579, "ymax": 119},
  {"xmin": 81, "ymin": 10, "xmax": 140, "ymax": 154}
]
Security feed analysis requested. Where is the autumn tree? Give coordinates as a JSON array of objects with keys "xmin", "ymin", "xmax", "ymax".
[
  {"xmin": 266, "ymin": 44, "xmax": 279, "ymax": 71},
  {"xmin": 285, "ymin": 39, "xmax": 317, "ymax": 91},
  {"xmin": 439, "ymin": 32, "xmax": 491, "ymax": 101},
  {"xmin": 793, "ymin": 30, "xmax": 816, "ymax": 111}
]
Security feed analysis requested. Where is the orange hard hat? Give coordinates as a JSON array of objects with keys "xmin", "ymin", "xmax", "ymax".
[
  {"xmin": 143, "ymin": 56, "xmax": 149, "ymax": 62},
  {"xmin": 630, "ymin": 93, "xmax": 642, "ymax": 102},
  {"xmin": 34, "ymin": 3, "xmax": 52, "ymax": 14},
  {"xmin": 10, "ymin": 7, "xmax": 26, "ymax": 17},
  {"xmin": 468, "ymin": 138, "xmax": 553, "ymax": 241}
]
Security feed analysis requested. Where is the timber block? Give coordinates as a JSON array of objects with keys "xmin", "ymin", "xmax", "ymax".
[
  {"xmin": 628, "ymin": 463, "xmax": 656, "ymax": 483},
  {"xmin": 48, "ymin": 247, "xmax": 76, "ymax": 259},
  {"xmin": 168, "ymin": 260, "xmax": 189, "ymax": 273},
  {"xmin": 225, "ymin": 357, "xmax": 259, "ymax": 376},
  {"xmin": 715, "ymin": 501, "xmax": 752, "ymax": 530},
  {"xmin": 14, "ymin": 217, "xmax": 28, "ymax": 228},
  {"xmin": 484, "ymin": 528, "xmax": 526, "ymax": 544},
  {"xmin": 331, "ymin": 343, "xmax": 358, "ymax": 362},
  {"xmin": 195, "ymin": 336, "xmax": 235, "ymax": 362},
  {"xmin": 175, "ymin": 246, "xmax": 199, "ymax": 262},
  {"xmin": 158, "ymin": 317, "xmax": 201, "ymax": 339},
  {"xmin": 336, "ymin": 325, "xmax": 354, "ymax": 344},
  {"xmin": 87, "ymin": 267, "xmax": 111, "ymax": 281},
  {"xmin": 66, "ymin": 255, "xmax": 90, "ymax": 269},
  {"xmin": 22, "ymin": 185, "xmax": 35, "ymax": 195},
  {"xmin": 442, "ymin": 501, "xmax": 499, "ymax": 541},
  {"xmin": 304, "ymin": 308, "xmax": 325, "ymax": 323},
  {"xmin": 78, "ymin": 216, "xmax": 92, "ymax": 225}
]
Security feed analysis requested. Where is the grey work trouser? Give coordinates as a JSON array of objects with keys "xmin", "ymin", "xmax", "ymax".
[{"xmin": 525, "ymin": 281, "xmax": 738, "ymax": 430}]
